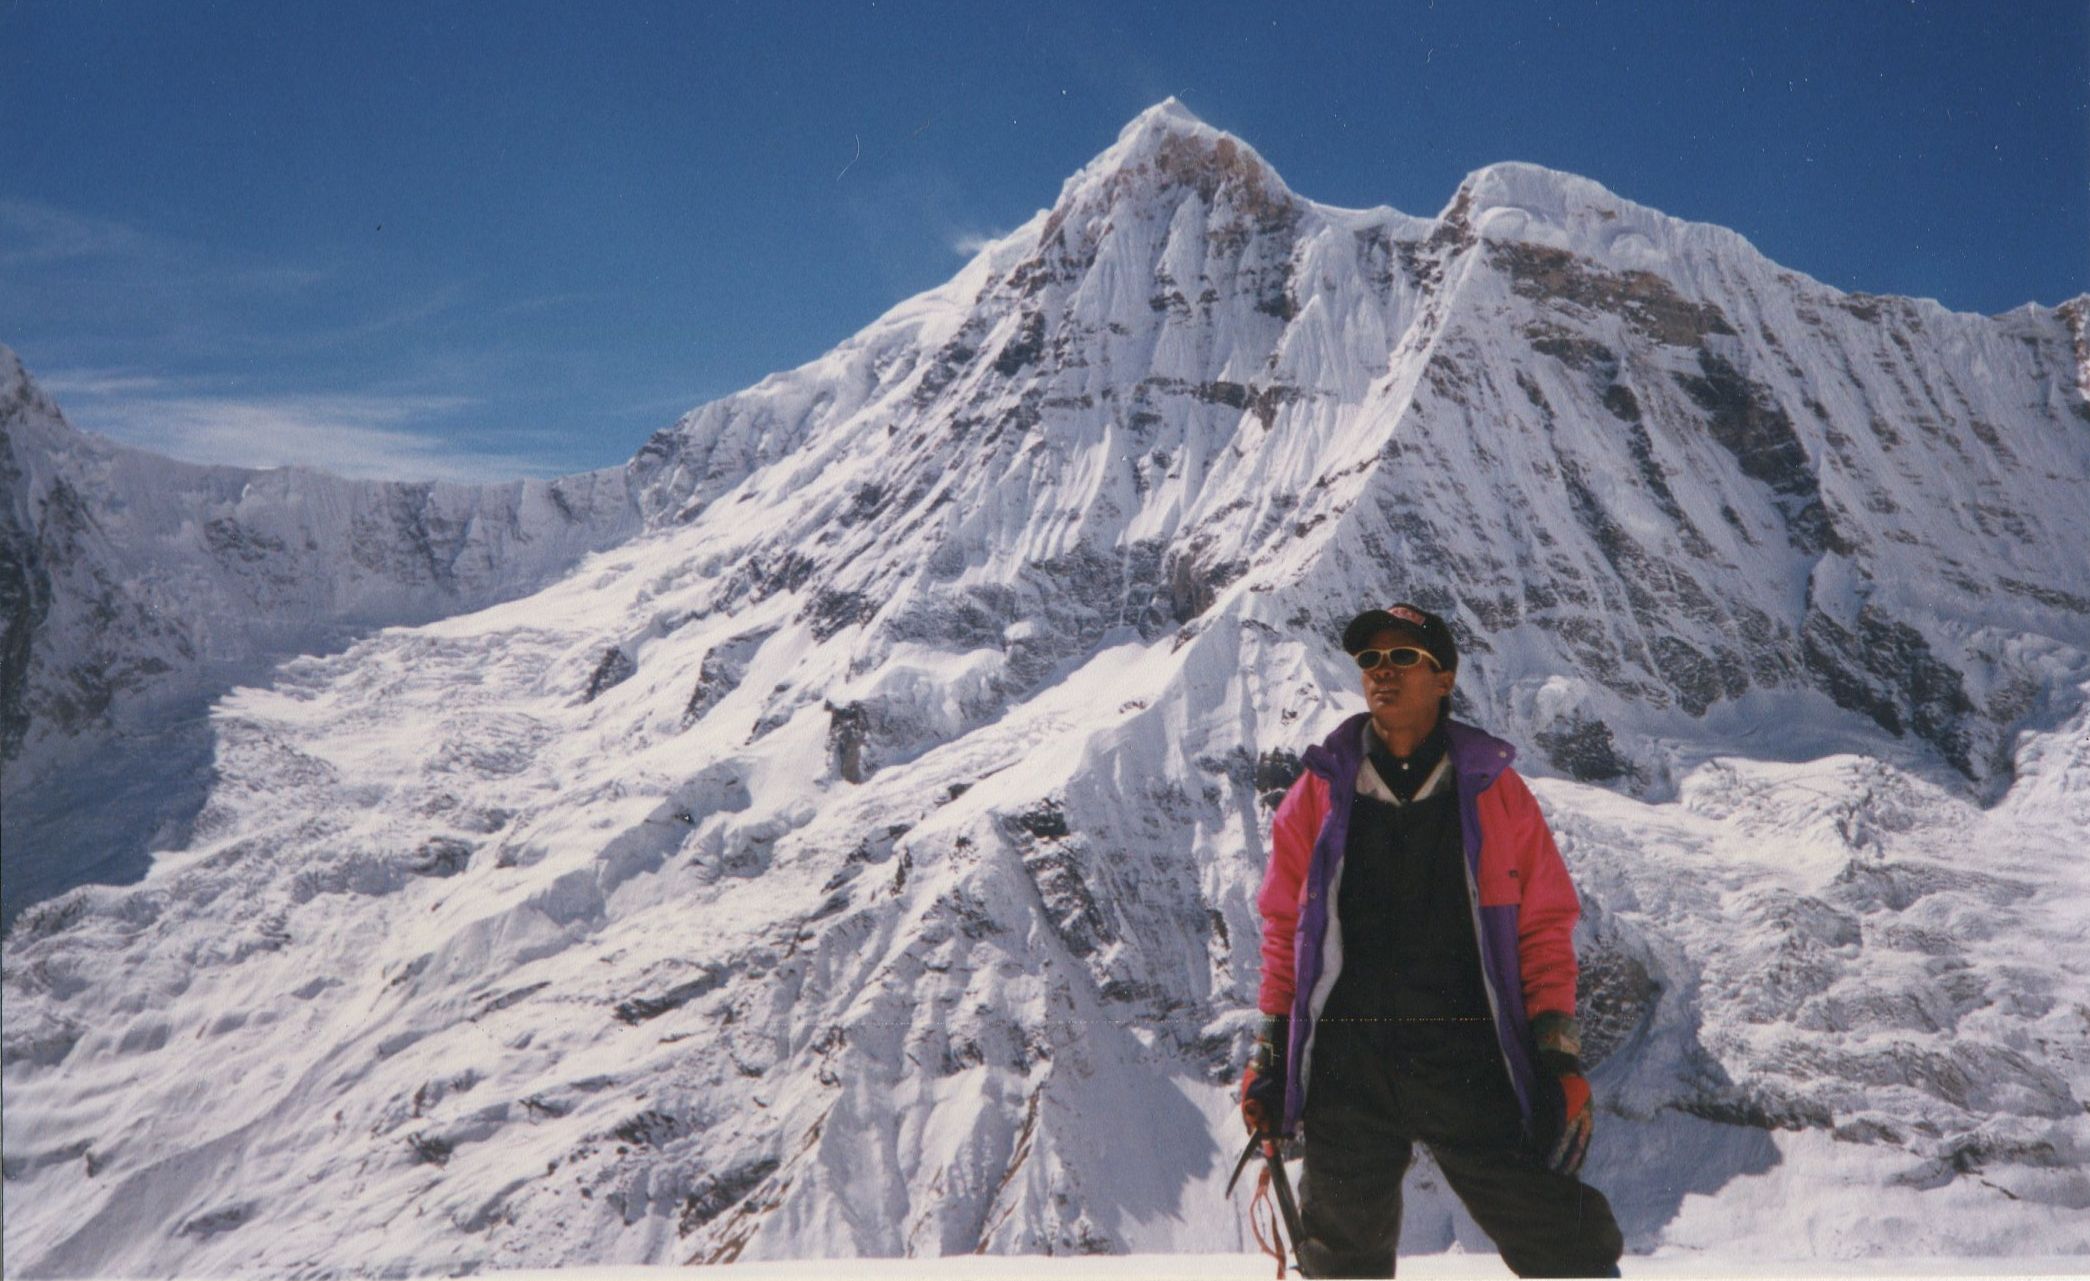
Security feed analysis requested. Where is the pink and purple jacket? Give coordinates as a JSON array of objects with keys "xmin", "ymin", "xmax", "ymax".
[{"xmin": 1256, "ymin": 714, "xmax": 1582, "ymax": 1138}]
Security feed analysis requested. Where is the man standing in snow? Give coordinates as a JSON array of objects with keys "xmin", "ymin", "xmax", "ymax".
[{"xmin": 1240, "ymin": 604, "xmax": 1624, "ymax": 1278}]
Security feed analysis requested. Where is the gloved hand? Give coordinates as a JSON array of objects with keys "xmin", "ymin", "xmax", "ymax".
[
  {"xmin": 1532, "ymin": 1011, "xmax": 1593, "ymax": 1176},
  {"xmin": 1239, "ymin": 1014, "xmax": 1288, "ymax": 1137},
  {"xmin": 1549, "ymin": 1071, "xmax": 1593, "ymax": 1175}
]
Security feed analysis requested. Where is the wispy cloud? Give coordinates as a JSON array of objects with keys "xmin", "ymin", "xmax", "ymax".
[
  {"xmin": 59, "ymin": 386, "xmax": 567, "ymax": 483},
  {"xmin": 0, "ymin": 200, "xmax": 156, "ymax": 268},
  {"xmin": 4, "ymin": 199, "xmax": 582, "ymax": 480},
  {"xmin": 0, "ymin": 198, "xmax": 328, "ymax": 295},
  {"xmin": 492, "ymin": 290, "xmax": 620, "ymax": 319},
  {"xmin": 839, "ymin": 164, "xmax": 1015, "ymax": 293},
  {"xmin": 950, "ymin": 228, "xmax": 1009, "ymax": 257},
  {"xmin": 37, "ymin": 367, "xmax": 179, "ymax": 398},
  {"xmin": 290, "ymin": 283, "xmax": 470, "ymax": 352},
  {"xmin": 0, "ymin": 196, "xmax": 474, "ymax": 379}
]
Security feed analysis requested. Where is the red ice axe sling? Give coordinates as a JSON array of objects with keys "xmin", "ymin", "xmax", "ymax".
[{"xmin": 1228, "ymin": 1132, "xmax": 1305, "ymax": 1277}]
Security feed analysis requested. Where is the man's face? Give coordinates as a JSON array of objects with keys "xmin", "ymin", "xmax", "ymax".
[{"xmin": 1358, "ymin": 627, "xmax": 1455, "ymax": 741}]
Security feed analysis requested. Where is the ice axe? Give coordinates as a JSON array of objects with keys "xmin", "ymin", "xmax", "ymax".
[{"xmin": 1227, "ymin": 1131, "xmax": 1304, "ymax": 1277}]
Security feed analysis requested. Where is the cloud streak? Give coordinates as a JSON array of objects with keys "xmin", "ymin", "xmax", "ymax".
[
  {"xmin": 0, "ymin": 198, "xmax": 328, "ymax": 294},
  {"xmin": 0, "ymin": 199, "xmax": 157, "ymax": 268},
  {"xmin": 5, "ymin": 199, "xmax": 592, "ymax": 481},
  {"xmin": 37, "ymin": 368, "xmax": 179, "ymax": 398},
  {"xmin": 54, "ymin": 380, "xmax": 572, "ymax": 483},
  {"xmin": 0, "ymin": 196, "xmax": 468, "ymax": 374}
]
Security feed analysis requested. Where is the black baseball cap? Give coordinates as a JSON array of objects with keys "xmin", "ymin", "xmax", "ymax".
[{"xmin": 1341, "ymin": 603, "xmax": 1458, "ymax": 672}]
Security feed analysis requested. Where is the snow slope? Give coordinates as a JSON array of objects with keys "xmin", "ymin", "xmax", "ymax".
[
  {"xmin": 4, "ymin": 101, "xmax": 2087, "ymax": 1275},
  {"xmin": 0, "ymin": 347, "xmax": 643, "ymax": 920}
]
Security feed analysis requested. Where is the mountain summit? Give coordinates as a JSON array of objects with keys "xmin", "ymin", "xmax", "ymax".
[
  {"xmin": 5, "ymin": 104, "xmax": 2088, "ymax": 1272},
  {"xmin": 1055, "ymin": 96, "xmax": 1300, "ymax": 222}
]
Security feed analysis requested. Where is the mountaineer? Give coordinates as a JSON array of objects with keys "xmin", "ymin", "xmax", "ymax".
[{"xmin": 1241, "ymin": 603, "xmax": 1624, "ymax": 1278}]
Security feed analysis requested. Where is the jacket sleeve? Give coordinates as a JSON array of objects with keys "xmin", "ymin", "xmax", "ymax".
[
  {"xmin": 1492, "ymin": 767, "xmax": 1580, "ymax": 1018},
  {"xmin": 1255, "ymin": 771, "xmax": 1326, "ymax": 1016}
]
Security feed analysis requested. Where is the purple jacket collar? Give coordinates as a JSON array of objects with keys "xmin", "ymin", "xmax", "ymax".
[{"xmin": 1302, "ymin": 713, "xmax": 1515, "ymax": 790}]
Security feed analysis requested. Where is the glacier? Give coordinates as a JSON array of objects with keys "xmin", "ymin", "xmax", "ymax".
[
  {"xmin": 3, "ymin": 99, "xmax": 2088, "ymax": 1274},
  {"xmin": 0, "ymin": 350, "xmax": 643, "ymax": 922}
]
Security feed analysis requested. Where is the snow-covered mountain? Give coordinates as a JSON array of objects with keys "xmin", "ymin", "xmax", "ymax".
[
  {"xmin": 0, "ymin": 349, "xmax": 642, "ymax": 919},
  {"xmin": 4, "ymin": 101, "xmax": 2088, "ymax": 1274}
]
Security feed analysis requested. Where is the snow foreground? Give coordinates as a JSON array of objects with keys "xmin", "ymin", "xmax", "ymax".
[
  {"xmin": 36, "ymin": 1253, "xmax": 2090, "ymax": 1281},
  {"xmin": 13, "ymin": 655, "xmax": 2088, "ymax": 1273},
  {"xmin": 320, "ymin": 1259, "xmax": 2090, "ymax": 1280},
  {"xmin": 5, "ymin": 101, "xmax": 2090, "ymax": 1275}
]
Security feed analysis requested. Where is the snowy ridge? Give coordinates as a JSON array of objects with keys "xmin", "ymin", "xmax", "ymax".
[
  {"xmin": 4, "ymin": 101, "xmax": 2089, "ymax": 1274},
  {"xmin": 622, "ymin": 101, "xmax": 2089, "ymax": 802},
  {"xmin": 0, "ymin": 345, "xmax": 643, "ymax": 919}
]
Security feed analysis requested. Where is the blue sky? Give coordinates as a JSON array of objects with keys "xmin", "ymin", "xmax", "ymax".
[{"xmin": 3, "ymin": 0, "xmax": 2084, "ymax": 481}]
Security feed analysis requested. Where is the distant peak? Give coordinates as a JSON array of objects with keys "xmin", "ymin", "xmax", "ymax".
[
  {"xmin": 0, "ymin": 345, "xmax": 83, "ymax": 459},
  {"xmin": 0, "ymin": 343, "xmax": 63, "ymax": 426}
]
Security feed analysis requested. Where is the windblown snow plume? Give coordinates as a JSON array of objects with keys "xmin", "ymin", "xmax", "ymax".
[{"xmin": 4, "ymin": 101, "xmax": 2087, "ymax": 1274}]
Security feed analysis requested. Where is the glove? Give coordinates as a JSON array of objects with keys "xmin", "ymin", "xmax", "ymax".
[
  {"xmin": 1239, "ymin": 1014, "xmax": 1288, "ymax": 1137},
  {"xmin": 1549, "ymin": 1071, "xmax": 1593, "ymax": 1176},
  {"xmin": 1532, "ymin": 1011, "xmax": 1593, "ymax": 1176}
]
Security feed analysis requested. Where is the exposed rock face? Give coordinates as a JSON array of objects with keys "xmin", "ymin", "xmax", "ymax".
[{"xmin": 3, "ymin": 102, "xmax": 2087, "ymax": 1273}]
